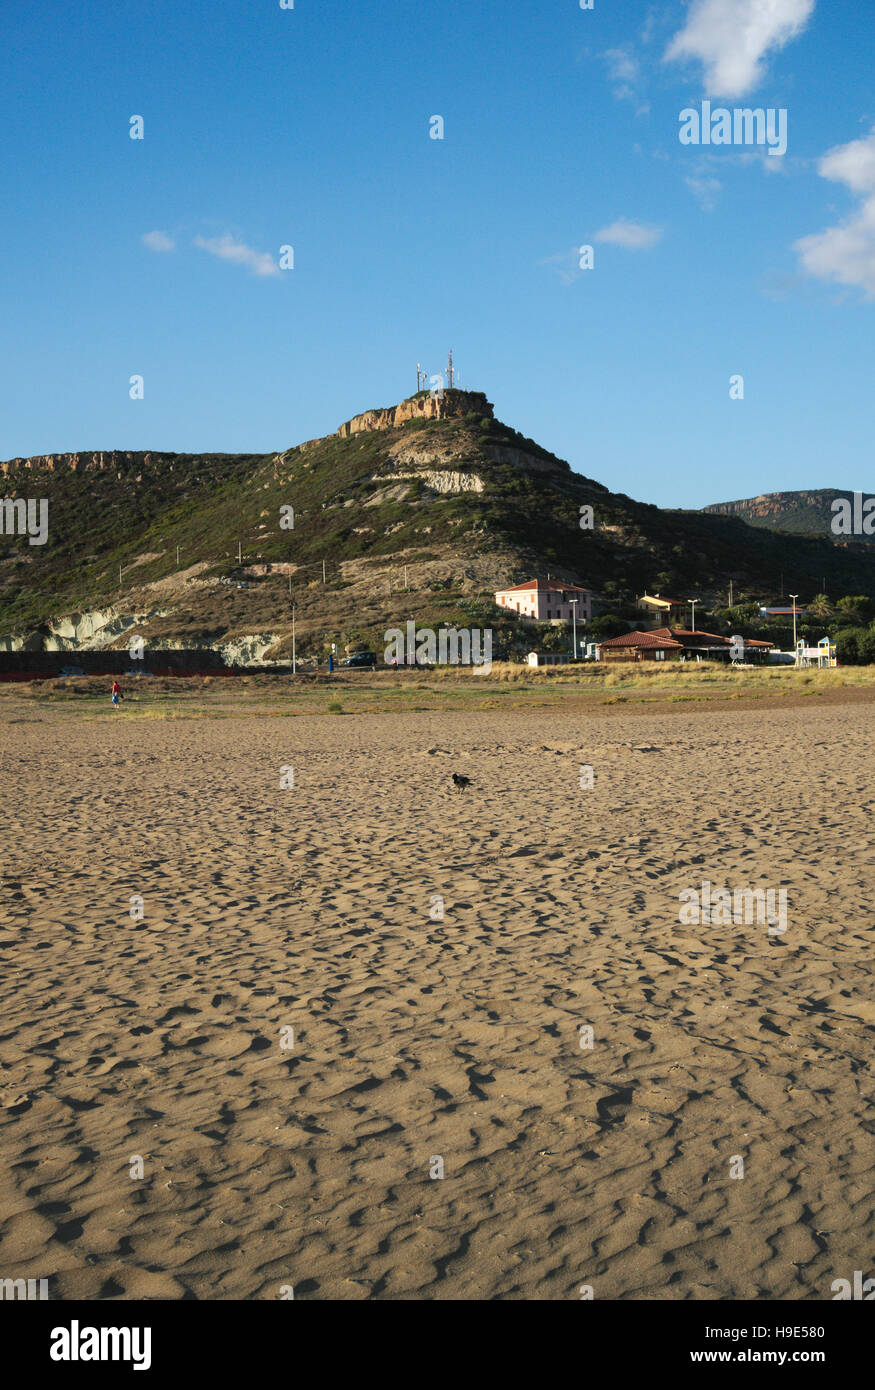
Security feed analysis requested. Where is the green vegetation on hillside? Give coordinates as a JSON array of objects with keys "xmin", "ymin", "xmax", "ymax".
[{"xmin": 3, "ymin": 402, "xmax": 875, "ymax": 652}]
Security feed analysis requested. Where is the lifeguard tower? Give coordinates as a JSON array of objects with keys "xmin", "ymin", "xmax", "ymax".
[{"xmin": 795, "ymin": 636, "xmax": 837, "ymax": 668}]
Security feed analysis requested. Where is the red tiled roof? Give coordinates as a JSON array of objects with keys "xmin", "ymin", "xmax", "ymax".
[
  {"xmin": 599, "ymin": 630, "xmax": 684, "ymax": 649},
  {"xmin": 651, "ymin": 627, "xmax": 775, "ymax": 650},
  {"xmin": 498, "ymin": 579, "xmax": 589, "ymax": 593},
  {"xmin": 650, "ymin": 627, "xmax": 730, "ymax": 647}
]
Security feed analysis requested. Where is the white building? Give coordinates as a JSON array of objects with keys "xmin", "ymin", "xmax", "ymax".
[
  {"xmin": 495, "ymin": 579, "xmax": 593, "ymax": 625},
  {"xmin": 526, "ymin": 651, "xmax": 572, "ymax": 667}
]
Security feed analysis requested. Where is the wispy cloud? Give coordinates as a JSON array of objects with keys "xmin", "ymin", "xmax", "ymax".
[
  {"xmin": 193, "ymin": 233, "xmax": 280, "ymax": 278},
  {"xmin": 664, "ymin": 0, "xmax": 815, "ymax": 98},
  {"xmin": 142, "ymin": 229, "xmax": 176, "ymax": 252},
  {"xmin": 594, "ymin": 219, "xmax": 663, "ymax": 250},
  {"xmin": 685, "ymin": 175, "xmax": 722, "ymax": 210},
  {"xmin": 794, "ymin": 129, "xmax": 875, "ymax": 299},
  {"xmin": 602, "ymin": 46, "xmax": 650, "ymax": 115},
  {"xmin": 538, "ymin": 247, "xmax": 585, "ymax": 286}
]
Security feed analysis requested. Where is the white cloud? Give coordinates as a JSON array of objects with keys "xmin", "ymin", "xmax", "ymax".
[
  {"xmin": 664, "ymin": 0, "xmax": 815, "ymax": 97},
  {"xmin": 594, "ymin": 219, "xmax": 663, "ymax": 250},
  {"xmin": 142, "ymin": 230, "xmax": 175, "ymax": 252},
  {"xmin": 538, "ymin": 248, "xmax": 584, "ymax": 285},
  {"xmin": 794, "ymin": 129, "xmax": 875, "ymax": 298},
  {"xmin": 602, "ymin": 46, "xmax": 650, "ymax": 114},
  {"xmin": 817, "ymin": 131, "xmax": 875, "ymax": 194},
  {"xmin": 605, "ymin": 46, "xmax": 639, "ymax": 86},
  {"xmin": 193, "ymin": 233, "xmax": 280, "ymax": 278},
  {"xmin": 685, "ymin": 175, "xmax": 722, "ymax": 210}
]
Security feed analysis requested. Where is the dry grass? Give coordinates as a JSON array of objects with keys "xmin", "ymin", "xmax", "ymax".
[
  {"xmin": 2, "ymin": 661, "xmax": 873, "ymax": 723},
  {"xmin": 422, "ymin": 659, "xmax": 875, "ymax": 692}
]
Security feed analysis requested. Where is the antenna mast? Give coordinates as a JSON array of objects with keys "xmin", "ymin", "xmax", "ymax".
[{"xmin": 447, "ymin": 348, "xmax": 454, "ymax": 389}]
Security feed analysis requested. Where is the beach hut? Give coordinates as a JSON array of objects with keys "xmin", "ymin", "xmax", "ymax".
[{"xmin": 597, "ymin": 631, "xmax": 685, "ymax": 662}]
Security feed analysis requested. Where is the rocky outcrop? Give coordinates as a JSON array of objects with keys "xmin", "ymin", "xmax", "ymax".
[
  {"xmin": 0, "ymin": 606, "xmax": 170, "ymax": 652},
  {"xmin": 702, "ymin": 489, "xmax": 875, "ymax": 542},
  {"xmin": 393, "ymin": 470, "xmax": 485, "ymax": 494},
  {"xmin": 481, "ymin": 443, "xmax": 562, "ymax": 476},
  {"xmin": 0, "ymin": 451, "xmax": 172, "ymax": 476},
  {"xmin": 336, "ymin": 390, "xmax": 493, "ymax": 438}
]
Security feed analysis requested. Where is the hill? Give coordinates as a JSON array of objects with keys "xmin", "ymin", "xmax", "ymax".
[
  {"xmin": 702, "ymin": 489, "xmax": 875, "ymax": 542},
  {"xmin": 3, "ymin": 387, "xmax": 875, "ymax": 662}
]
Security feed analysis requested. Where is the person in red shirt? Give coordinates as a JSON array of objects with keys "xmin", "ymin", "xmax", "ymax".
[{"xmin": 111, "ymin": 680, "xmax": 122, "ymax": 709}]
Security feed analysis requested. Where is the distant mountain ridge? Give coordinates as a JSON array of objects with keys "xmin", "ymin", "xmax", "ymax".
[{"xmin": 702, "ymin": 489, "xmax": 875, "ymax": 543}]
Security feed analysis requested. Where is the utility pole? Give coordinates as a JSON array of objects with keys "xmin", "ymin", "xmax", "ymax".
[
  {"xmin": 291, "ymin": 603, "xmax": 297, "ymax": 676},
  {"xmin": 119, "ymin": 565, "xmax": 123, "ymax": 587},
  {"xmin": 404, "ymin": 565, "xmax": 409, "ymax": 590},
  {"xmin": 729, "ymin": 578, "xmax": 733, "ymax": 608},
  {"xmin": 238, "ymin": 540, "xmax": 242, "ymax": 565},
  {"xmin": 417, "ymin": 363, "xmax": 422, "ymax": 392},
  {"xmin": 688, "ymin": 599, "xmax": 699, "ymax": 631},
  {"xmin": 322, "ymin": 558, "xmax": 326, "ymax": 584},
  {"xmin": 570, "ymin": 598, "xmax": 579, "ymax": 660},
  {"xmin": 176, "ymin": 545, "xmax": 180, "ymax": 569},
  {"xmin": 790, "ymin": 593, "xmax": 799, "ymax": 659}
]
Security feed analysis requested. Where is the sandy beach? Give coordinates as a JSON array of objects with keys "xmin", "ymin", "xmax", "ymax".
[{"xmin": 1, "ymin": 693, "xmax": 873, "ymax": 1300}]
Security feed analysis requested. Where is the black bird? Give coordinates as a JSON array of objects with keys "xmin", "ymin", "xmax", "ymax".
[{"xmin": 452, "ymin": 773, "xmax": 472, "ymax": 790}]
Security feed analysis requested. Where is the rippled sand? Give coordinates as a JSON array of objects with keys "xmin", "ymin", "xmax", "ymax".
[{"xmin": 1, "ymin": 698, "xmax": 873, "ymax": 1299}]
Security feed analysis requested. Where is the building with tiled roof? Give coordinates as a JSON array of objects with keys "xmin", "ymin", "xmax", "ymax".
[
  {"xmin": 495, "ymin": 579, "xmax": 593, "ymax": 625},
  {"xmin": 648, "ymin": 628, "xmax": 775, "ymax": 662},
  {"xmin": 597, "ymin": 630, "xmax": 685, "ymax": 661},
  {"xmin": 636, "ymin": 593, "xmax": 688, "ymax": 620}
]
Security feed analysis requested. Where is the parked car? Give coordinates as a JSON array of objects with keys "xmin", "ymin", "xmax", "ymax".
[
  {"xmin": 58, "ymin": 665, "xmax": 85, "ymax": 677},
  {"xmin": 341, "ymin": 651, "xmax": 378, "ymax": 669}
]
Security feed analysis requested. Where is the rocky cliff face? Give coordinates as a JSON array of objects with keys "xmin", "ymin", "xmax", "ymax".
[
  {"xmin": 702, "ymin": 489, "xmax": 875, "ymax": 542},
  {"xmin": 336, "ymin": 390, "xmax": 493, "ymax": 438},
  {"xmin": 0, "ymin": 451, "xmax": 172, "ymax": 476},
  {"xmin": 704, "ymin": 491, "xmax": 829, "ymax": 521}
]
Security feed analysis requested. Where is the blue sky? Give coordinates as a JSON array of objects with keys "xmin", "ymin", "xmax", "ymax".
[{"xmin": 1, "ymin": 0, "xmax": 873, "ymax": 506}]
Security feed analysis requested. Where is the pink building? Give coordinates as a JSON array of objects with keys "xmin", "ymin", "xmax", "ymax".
[{"xmin": 494, "ymin": 579, "xmax": 593, "ymax": 624}]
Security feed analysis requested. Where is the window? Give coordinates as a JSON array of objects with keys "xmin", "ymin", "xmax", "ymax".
[{"xmin": 655, "ymin": 650, "xmax": 665, "ymax": 661}]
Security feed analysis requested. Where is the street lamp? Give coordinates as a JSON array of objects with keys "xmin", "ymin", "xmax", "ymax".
[
  {"xmin": 569, "ymin": 598, "xmax": 579, "ymax": 660},
  {"xmin": 688, "ymin": 599, "xmax": 699, "ymax": 632},
  {"xmin": 789, "ymin": 593, "xmax": 799, "ymax": 659}
]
